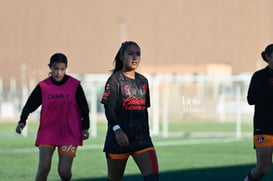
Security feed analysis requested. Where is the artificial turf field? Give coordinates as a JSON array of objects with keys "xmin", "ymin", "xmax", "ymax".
[{"xmin": 1, "ymin": 122, "xmax": 273, "ymax": 181}]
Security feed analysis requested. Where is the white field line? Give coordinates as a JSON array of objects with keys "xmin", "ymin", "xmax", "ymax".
[{"xmin": 0, "ymin": 138, "xmax": 241, "ymax": 154}]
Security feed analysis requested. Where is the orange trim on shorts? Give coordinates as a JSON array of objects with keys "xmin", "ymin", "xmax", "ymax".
[
  {"xmin": 132, "ymin": 147, "xmax": 155, "ymax": 157},
  {"xmin": 254, "ymin": 135, "xmax": 273, "ymax": 148},
  {"xmin": 108, "ymin": 152, "xmax": 130, "ymax": 159},
  {"xmin": 38, "ymin": 144, "xmax": 77, "ymax": 157},
  {"xmin": 39, "ymin": 144, "xmax": 55, "ymax": 149},
  {"xmin": 108, "ymin": 147, "xmax": 155, "ymax": 159}
]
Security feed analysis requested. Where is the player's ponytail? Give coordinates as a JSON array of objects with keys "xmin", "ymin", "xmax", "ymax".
[
  {"xmin": 112, "ymin": 41, "xmax": 140, "ymax": 74},
  {"xmin": 262, "ymin": 44, "xmax": 273, "ymax": 62}
]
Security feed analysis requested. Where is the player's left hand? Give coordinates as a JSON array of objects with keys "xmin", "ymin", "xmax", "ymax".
[{"xmin": 82, "ymin": 130, "xmax": 89, "ymax": 140}]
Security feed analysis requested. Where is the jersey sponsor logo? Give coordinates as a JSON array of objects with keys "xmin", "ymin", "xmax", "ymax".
[
  {"xmin": 122, "ymin": 96, "xmax": 146, "ymax": 110},
  {"xmin": 106, "ymin": 83, "xmax": 110, "ymax": 90},
  {"xmin": 102, "ymin": 84, "xmax": 111, "ymax": 100},
  {"xmin": 142, "ymin": 85, "xmax": 147, "ymax": 91},
  {"xmin": 61, "ymin": 145, "xmax": 76, "ymax": 153}
]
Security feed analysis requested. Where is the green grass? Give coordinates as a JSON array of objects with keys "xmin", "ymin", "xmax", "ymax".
[
  {"xmin": 160, "ymin": 121, "xmax": 252, "ymax": 133},
  {"xmin": 1, "ymin": 122, "xmax": 273, "ymax": 181}
]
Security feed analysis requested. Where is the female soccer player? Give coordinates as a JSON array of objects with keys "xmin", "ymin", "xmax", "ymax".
[
  {"xmin": 101, "ymin": 41, "xmax": 159, "ymax": 181},
  {"xmin": 15, "ymin": 53, "xmax": 90, "ymax": 181},
  {"xmin": 245, "ymin": 44, "xmax": 273, "ymax": 181}
]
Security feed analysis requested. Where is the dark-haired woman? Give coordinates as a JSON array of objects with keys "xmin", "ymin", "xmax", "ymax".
[
  {"xmin": 245, "ymin": 44, "xmax": 273, "ymax": 181},
  {"xmin": 15, "ymin": 53, "xmax": 90, "ymax": 181},
  {"xmin": 101, "ymin": 41, "xmax": 159, "ymax": 181}
]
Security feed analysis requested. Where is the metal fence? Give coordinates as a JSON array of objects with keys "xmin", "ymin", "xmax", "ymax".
[{"xmin": 0, "ymin": 73, "xmax": 253, "ymax": 137}]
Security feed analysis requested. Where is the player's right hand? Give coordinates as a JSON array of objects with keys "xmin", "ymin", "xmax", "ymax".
[{"xmin": 15, "ymin": 122, "xmax": 25, "ymax": 134}]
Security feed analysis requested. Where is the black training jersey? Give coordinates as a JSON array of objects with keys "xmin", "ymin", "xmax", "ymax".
[
  {"xmin": 247, "ymin": 66, "xmax": 273, "ymax": 135},
  {"xmin": 101, "ymin": 71, "xmax": 153, "ymax": 153}
]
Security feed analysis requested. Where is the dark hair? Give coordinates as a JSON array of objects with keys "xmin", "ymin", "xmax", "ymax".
[
  {"xmin": 112, "ymin": 41, "xmax": 140, "ymax": 74},
  {"xmin": 261, "ymin": 44, "xmax": 273, "ymax": 62},
  {"xmin": 49, "ymin": 53, "xmax": 68, "ymax": 68}
]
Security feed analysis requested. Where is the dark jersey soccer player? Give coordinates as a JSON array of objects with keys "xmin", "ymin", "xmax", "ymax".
[
  {"xmin": 101, "ymin": 41, "xmax": 159, "ymax": 181},
  {"xmin": 245, "ymin": 44, "xmax": 273, "ymax": 181},
  {"xmin": 15, "ymin": 53, "xmax": 90, "ymax": 181}
]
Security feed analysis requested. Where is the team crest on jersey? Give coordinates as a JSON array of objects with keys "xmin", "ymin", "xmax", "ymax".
[
  {"xmin": 124, "ymin": 85, "xmax": 131, "ymax": 96},
  {"xmin": 258, "ymin": 136, "xmax": 264, "ymax": 143}
]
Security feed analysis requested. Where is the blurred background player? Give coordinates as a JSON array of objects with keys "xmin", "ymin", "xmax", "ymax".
[
  {"xmin": 101, "ymin": 41, "xmax": 159, "ymax": 181},
  {"xmin": 15, "ymin": 53, "xmax": 90, "ymax": 181},
  {"xmin": 245, "ymin": 44, "xmax": 273, "ymax": 181}
]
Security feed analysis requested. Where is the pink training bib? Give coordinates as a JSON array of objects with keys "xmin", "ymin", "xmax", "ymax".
[{"xmin": 35, "ymin": 76, "xmax": 82, "ymax": 146}]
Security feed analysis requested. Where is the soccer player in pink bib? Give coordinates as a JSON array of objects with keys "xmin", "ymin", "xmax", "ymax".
[
  {"xmin": 101, "ymin": 41, "xmax": 159, "ymax": 181},
  {"xmin": 15, "ymin": 53, "xmax": 90, "ymax": 181}
]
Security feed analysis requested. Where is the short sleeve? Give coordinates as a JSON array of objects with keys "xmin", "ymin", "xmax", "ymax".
[{"xmin": 101, "ymin": 76, "xmax": 119, "ymax": 108}]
